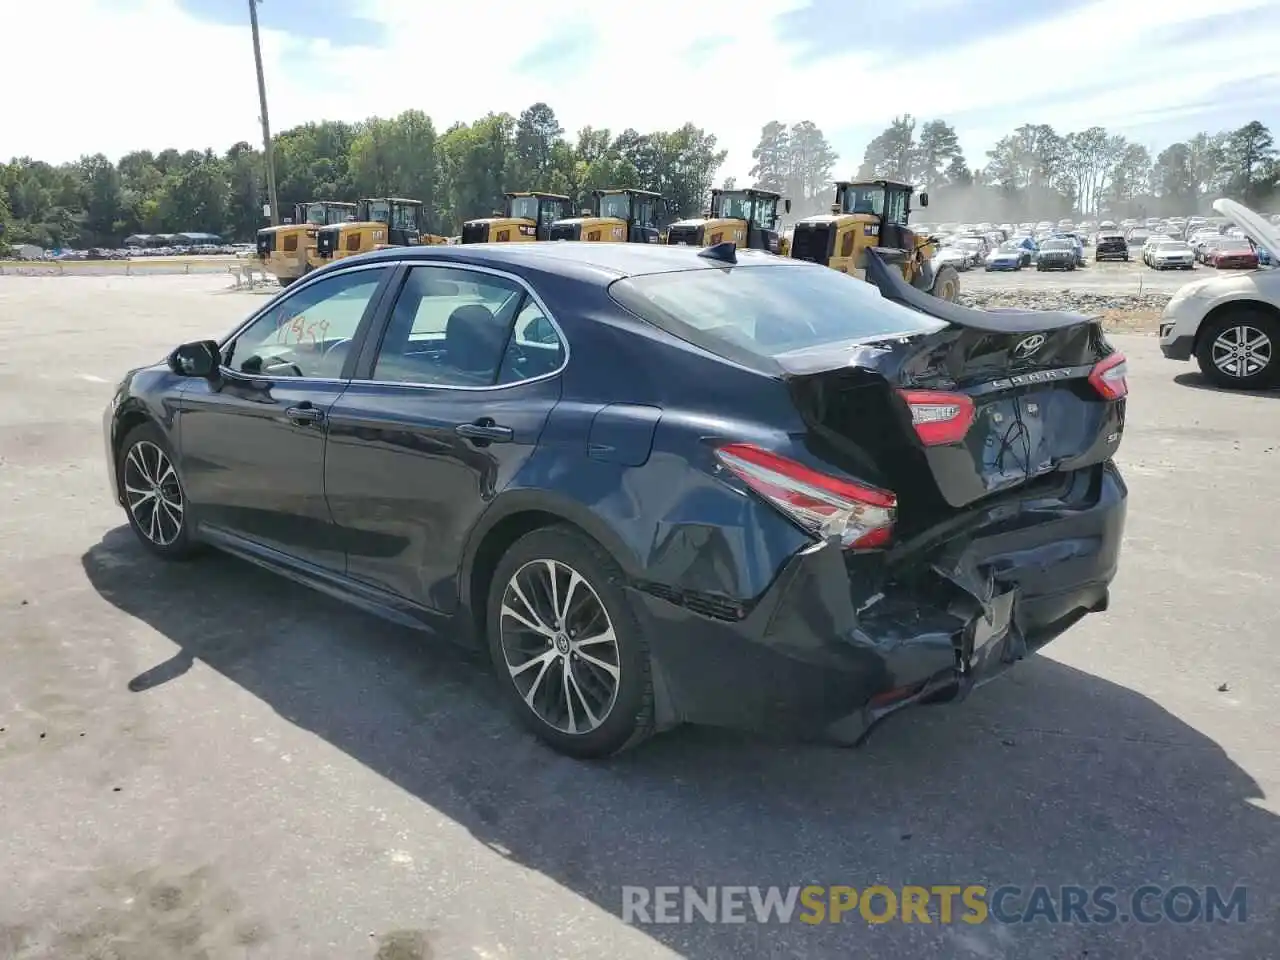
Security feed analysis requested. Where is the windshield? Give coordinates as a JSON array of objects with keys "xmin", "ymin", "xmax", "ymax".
[
  {"xmin": 509, "ymin": 197, "xmax": 539, "ymax": 221},
  {"xmin": 1219, "ymin": 239, "xmax": 1252, "ymax": 251},
  {"xmin": 716, "ymin": 193, "xmax": 773, "ymax": 227},
  {"xmin": 840, "ymin": 185, "xmax": 885, "ymax": 217},
  {"xmin": 714, "ymin": 192, "xmax": 778, "ymax": 229},
  {"xmin": 1043, "ymin": 240, "xmax": 1072, "ymax": 251},
  {"xmin": 391, "ymin": 203, "xmax": 419, "ymax": 231},
  {"xmin": 1159, "ymin": 242, "xmax": 1190, "ymax": 251},
  {"xmin": 997, "ymin": 242, "xmax": 1021, "ymax": 253},
  {"xmin": 608, "ymin": 263, "xmax": 944, "ymax": 372},
  {"xmin": 599, "ymin": 193, "xmax": 631, "ymax": 220},
  {"xmin": 748, "ymin": 196, "xmax": 778, "ymax": 229},
  {"xmin": 958, "ymin": 239, "xmax": 981, "ymax": 250},
  {"xmin": 366, "ymin": 200, "xmax": 391, "ymax": 223},
  {"xmin": 304, "ymin": 204, "xmax": 327, "ymax": 225}
]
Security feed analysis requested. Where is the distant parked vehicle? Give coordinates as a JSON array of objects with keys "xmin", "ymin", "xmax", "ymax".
[
  {"xmin": 1206, "ymin": 238, "xmax": 1260, "ymax": 270},
  {"xmin": 934, "ymin": 245, "xmax": 971, "ymax": 272},
  {"xmin": 1148, "ymin": 241, "xmax": 1195, "ymax": 270},
  {"xmin": 1094, "ymin": 232, "xmax": 1129, "ymax": 262},
  {"xmin": 1195, "ymin": 236, "xmax": 1226, "ymax": 263},
  {"xmin": 1036, "ymin": 238, "xmax": 1078, "ymax": 271},
  {"xmin": 1141, "ymin": 236, "xmax": 1172, "ymax": 266},
  {"xmin": 1052, "ymin": 233, "xmax": 1087, "ymax": 265},
  {"xmin": 984, "ymin": 241, "xmax": 1025, "ymax": 271}
]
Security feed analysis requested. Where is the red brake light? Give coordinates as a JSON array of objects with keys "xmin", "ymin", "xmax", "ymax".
[
  {"xmin": 714, "ymin": 443, "xmax": 896, "ymax": 550},
  {"xmin": 897, "ymin": 389, "xmax": 976, "ymax": 446},
  {"xmin": 1088, "ymin": 352, "xmax": 1128, "ymax": 400}
]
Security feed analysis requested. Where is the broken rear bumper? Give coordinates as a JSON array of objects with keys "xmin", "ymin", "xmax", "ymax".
[{"xmin": 628, "ymin": 462, "xmax": 1126, "ymax": 738}]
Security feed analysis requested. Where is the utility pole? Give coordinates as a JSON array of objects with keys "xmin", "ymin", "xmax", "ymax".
[{"xmin": 249, "ymin": 0, "xmax": 280, "ymax": 225}]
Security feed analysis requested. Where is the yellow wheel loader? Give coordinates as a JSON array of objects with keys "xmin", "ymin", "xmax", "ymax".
[
  {"xmin": 548, "ymin": 189, "xmax": 666, "ymax": 243},
  {"xmin": 315, "ymin": 198, "xmax": 433, "ymax": 266},
  {"xmin": 256, "ymin": 201, "xmax": 357, "ymax": 287},
  {"xmin": 460, "ymin": 192, "xmax": 570, "ymax": 243},
  {"xmin": 787, "ymin": 179, "xmax": 960, "ymax": 302},
  {"xmin": 664, "ymin": 188, "xmax": 791, "ymax": 254}
]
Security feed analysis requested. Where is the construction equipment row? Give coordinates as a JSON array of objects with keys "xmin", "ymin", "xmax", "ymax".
[{"xmin": 256, "ymin": 179, "xmax": 958, "ymax": 301}]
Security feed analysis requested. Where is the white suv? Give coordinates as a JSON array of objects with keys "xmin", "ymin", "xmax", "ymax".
[{"xmin": 1160, "ymin": 199, "xmax": 1280, "ymax": 389}]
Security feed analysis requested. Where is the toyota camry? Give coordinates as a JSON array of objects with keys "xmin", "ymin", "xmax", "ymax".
[{"xmin": 104, "ymin": 241, "xmax": 1128, "ymax": 758}]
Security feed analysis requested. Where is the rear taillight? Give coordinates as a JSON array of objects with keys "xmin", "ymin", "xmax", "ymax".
[
  {"xmin": 897, "ymin": 390, "xmax": 976, "ymax": 446},
  {"xmin": 714, "ymin": 443, "xmax": 896, "ymax": 550},
  {"xmin": 1088, "ymin": 352, "xmax": 1128, "ymax": 400}
]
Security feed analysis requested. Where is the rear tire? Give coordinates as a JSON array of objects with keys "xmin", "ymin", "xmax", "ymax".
[
  {"xmin": 1195, "ymin": 309, "xmax": 1280, "ymax": 390},
  {"xmin": 486, "ymin": 526, "xmax": 654, "ymax": 758}
]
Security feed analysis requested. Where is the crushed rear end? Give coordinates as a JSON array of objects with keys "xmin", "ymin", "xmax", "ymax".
[{"xmin": 625, "ymin": 252, "xmax": 1128, "ymax": 741}]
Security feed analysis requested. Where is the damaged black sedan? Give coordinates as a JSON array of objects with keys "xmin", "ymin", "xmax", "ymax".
[{"xmin": 103, "ymin": 241, "xmax": 1127, "ymax": 758}]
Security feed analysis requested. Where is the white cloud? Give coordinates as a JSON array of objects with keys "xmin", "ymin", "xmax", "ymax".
[{"xmin": 6, "ymin": 0, "xmax": 1279, "ymax": 187}]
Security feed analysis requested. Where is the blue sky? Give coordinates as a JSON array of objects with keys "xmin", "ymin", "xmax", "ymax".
[{"xmin": 8, "ymin": 0, "xmax": 1279, "ymax": 185}]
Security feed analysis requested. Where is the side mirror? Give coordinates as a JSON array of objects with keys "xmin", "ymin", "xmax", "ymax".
[
  {"xmin": 919, "ymin": 192, "xmax": 929, "ymax": 208},
  {"xmin": 169, "ymin": 340, "xmax": 220, "ymax": 378},
  {"xmin": 784, "ymin": 199, "xmax": 792, "ymax": 214}
]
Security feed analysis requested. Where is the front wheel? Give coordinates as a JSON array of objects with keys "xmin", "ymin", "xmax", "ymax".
[
  {"xmin": 117, "ymin": 422, "xmax": 200, "ymax": 560},
  {"xmin": 487, "ymin": 526, "xmax": 654, "ymax": 758},
  {"xmin": 931, "ymin": 264, "xmax": 960, "ymax": 302},
  {"xmin": 1195, "ymin": 310, "xmax": 1280, "ymax": 390}
]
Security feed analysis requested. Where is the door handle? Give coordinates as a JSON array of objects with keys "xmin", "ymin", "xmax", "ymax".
[
  {"xmin": 455, "ymin": 419, "xmax": 514, "ymax": 443},
  {"xmin": 286, "ymin": 402, "xmax": 325, "ymax": 426}
]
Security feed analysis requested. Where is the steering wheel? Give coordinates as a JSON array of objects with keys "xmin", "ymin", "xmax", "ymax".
[{"xmin": 324, "ymin": 337, "xmax": 353, "ymax": 358}]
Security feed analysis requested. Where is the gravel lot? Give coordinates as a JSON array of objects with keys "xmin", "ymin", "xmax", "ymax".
[{"xmin": 2, "ymin": 275, "xmax": 1278, "ymax": 959}]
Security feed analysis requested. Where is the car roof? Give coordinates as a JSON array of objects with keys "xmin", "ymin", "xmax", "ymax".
[{"xmin": 335, "ymin": 240, "xmax": 793, "ymax": 281}]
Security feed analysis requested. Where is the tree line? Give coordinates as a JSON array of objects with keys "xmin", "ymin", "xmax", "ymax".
[
  {"xmin": 855, "ymin": 115, "xmax": 1279, "ymax": 222},
  {"xmin": 0, "ymin": 103, "xmax": 738, "ymax": 248},
  {"xmin": 3, "ymin": 100, "xmax": 1276, "ymax": 249}
]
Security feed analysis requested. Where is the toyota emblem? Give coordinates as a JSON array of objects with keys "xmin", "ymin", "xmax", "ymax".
[{"xmin": 1013, "ymin": 334, "xmax": 1046, "ymax": 359}]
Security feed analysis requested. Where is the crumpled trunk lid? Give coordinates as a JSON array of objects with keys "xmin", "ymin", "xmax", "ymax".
[{"xmin": 777, "ymin": 250, "xmax": 1126, "ymax": 521}]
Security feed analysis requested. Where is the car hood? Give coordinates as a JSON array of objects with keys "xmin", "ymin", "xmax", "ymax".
[
  {"xmin": 1214, "ymin": 198, "xmax": 1280, "ymax": 253},
  {"xmin": 1171, "ymin": 268, "xmax": 1280, "ymax": 305}
]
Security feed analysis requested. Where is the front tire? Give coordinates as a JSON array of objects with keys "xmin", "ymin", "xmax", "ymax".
[
  {"xmin": 486, "ymin": 526, "xmax": 654, "ymax": 758},
  {"xmin": 930, "ymin": 265, "xmax": 960, "ymax": 302},
  {"xmin": 117, "ymin": 423, "xmax": 199, "ymax": 560},
  {"xmin": 1195, "ymin": 309, "xmax": 1280, "ymax": 389}
]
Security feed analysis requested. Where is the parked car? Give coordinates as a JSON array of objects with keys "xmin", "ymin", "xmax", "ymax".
[
  {"xmin": 1125, "ymin": 228, "xmax": 1152, "ymax": 251},
  {"xmin": 1094, "ymin": 232, "xmax": 1129, "ymax": 262},
  {"xmin": 1161, "ymin": 198, "xmax": 1280, "ymax": 389},
  {"xmin": 103, "ymin": 243, "xmax": 1130, "ymax": 756},
  {"xmin": 1148, "ymin": 241, "xmax": 1195, "ymax": 270},
  {"xmin": 935, "ymin": 245, "xmax": 971, "ymax": 272},
  {"xmin": 955, "ymin": 237, "xmax": 988, "ymax": 268},
  {"xmin": 985, "ymin": 241, "xmax": 1026, "ymax": 271},
  {"xmin": 1049, "ymin": 233, "xmax": 1086, "ymax": 266},
  {"xmin": 1206, "ymin": 238, "xmax": 1260, "ymax": 269},
  {"xmin": 1194, "ymin": 235, "xmax": 1226, "ymax": 263},
  {"xmin": 1140, "ymin": 235, "xmax": 1171, "ymax": 266},
  {"xmin": 1036, "ymin": 238, "xmax": 1078, "ymax": 271}
]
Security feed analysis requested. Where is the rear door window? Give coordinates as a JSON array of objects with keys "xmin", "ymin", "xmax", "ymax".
[{"xmin": 609, "ymin": 263, "xmax": 944, "ymax": 369}]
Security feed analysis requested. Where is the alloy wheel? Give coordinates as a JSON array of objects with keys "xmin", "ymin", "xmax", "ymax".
[
  {"xmin": 1211, "ymin": 324, "xmax": 1272, "ymax": 379},
  {"xmin": 123, "ymin": 440, "xmax": 185, "ymax": 546},
  {"xmin": 498, "ymin": 559, "xmax": 621, "ymax": 735}
]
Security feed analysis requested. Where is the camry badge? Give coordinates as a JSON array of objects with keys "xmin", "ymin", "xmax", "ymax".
[{"xmin": 1013, "ymin": 334, "xmax": 1046, "ymax": 359}]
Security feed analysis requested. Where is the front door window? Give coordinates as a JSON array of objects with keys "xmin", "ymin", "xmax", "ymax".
[{"xmin": 223, "ymin": 267, "xmax": 389, "ymax": 379}]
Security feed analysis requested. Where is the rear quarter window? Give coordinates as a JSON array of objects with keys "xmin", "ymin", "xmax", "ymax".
[{"xmin": 608, "ymin": 262, "xmax": 944, "ymax": 370}]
